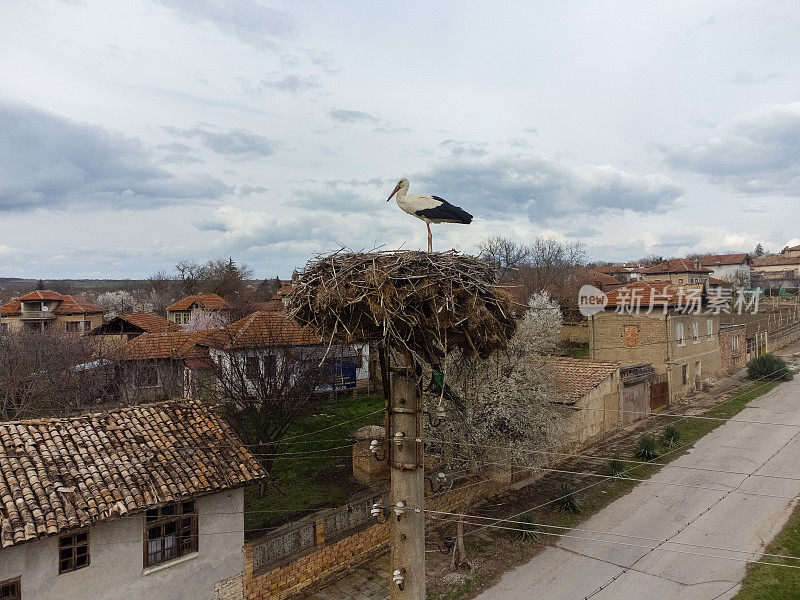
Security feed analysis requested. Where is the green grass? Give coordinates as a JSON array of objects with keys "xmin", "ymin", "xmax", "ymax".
[
  {"xmin": 733, "ymin": 501, "xmax": 800, "ymax": 599},
  {"xmin": 564, "ymin": 343, "xmax": 589, "ymax": 359},
  {"xmin": 244, "ymin": 393, "xmax": 384, "ymax": 535}
]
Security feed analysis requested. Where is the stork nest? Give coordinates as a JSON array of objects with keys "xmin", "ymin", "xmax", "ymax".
[{"xmin": 288, "ymin": 250, "xmax": 516, "ymax": 364}]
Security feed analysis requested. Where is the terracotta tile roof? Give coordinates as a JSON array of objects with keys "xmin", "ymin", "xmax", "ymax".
[
  {"xmin": 0, "ymin": 299, "xmax": 21, "ymax": 316},
  {"xmin": 708, "ymin": 277, "xmax": 729, "ymax": 286},
  {"xmin": 641, "ymin": 259, "xmax": 711, "ymax": 274},
  {"xmin": 120, "ymin": 312, "xmax": 182, "ymax": 333},
  {"xmin": 587, "ymin": 269, "xmax": 623, "ymax": 287},
  {"xmin": 90, "ymin": 313, "xmax": 181, "ymax": 336},
  {"xmin": 117, "ymin": 331, "xmax": 210, "ymax": 361},
  {"xmin": 782, "ymin": 244, "xmax": 800, "ymax": 253},
  {"xmin": 253, "ymin": 298, "xmax": 286, "ymax": 312},
  {"xmin": 544, "ymin": 357, "xmax": 619, "ymax": 404},
  {"xmin": 54, "ymin": 295, "xmax": 104, "ymax": 315},
  {"xmin": 201, "ymin": 311, "xmax": 322, "ymax": 349},
  {"xmin": 1, "ymin": 292, "xmax": 104, "ymax": 316},
  {"xmin": 752, "ymin": 255, "xmax": 800, "ymax": 268},
  {"xmin": 700, "ymin": 253, "xmax": 750, "ymax": 267},
  {"xmin": 0, "ymin": 400, "xmax": 266, "ymax": 549},
  {"xmin": 167, "ymin": 294, "xmax": 231, "ymax": 312},
  {"xmin": 595, "ymin": 266, "xmax": 632, "ymax": 275},
  {"xmin": 603, "ymin": 281, "xmax": 688, "ymax": 308},
  {"xmin": 18, "ymin": 290, "xmax": 63, "ymax": 301}
]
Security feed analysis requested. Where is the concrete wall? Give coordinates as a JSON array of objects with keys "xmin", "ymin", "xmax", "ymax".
[
  {"xmin": 708, "ymin": 263, "xmax": 750, "ymax": 285},
  {"xmin": 0, "ymin": 489, "xmax": 245, "ymax": 600}
]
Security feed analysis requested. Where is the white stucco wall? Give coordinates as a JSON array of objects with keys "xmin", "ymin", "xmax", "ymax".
[
  {"xmin": 0, "ymin": 489, "xmax": 244, "ymax": 600},
  {"xmin": 708, "ymin": 263, "xmax": 750, "ymax": 284}
]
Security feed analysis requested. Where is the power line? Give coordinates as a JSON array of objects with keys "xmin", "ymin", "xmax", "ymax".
[{"xmin": 424, "ymin": 509, "xmax": 800, "ymax": 563}]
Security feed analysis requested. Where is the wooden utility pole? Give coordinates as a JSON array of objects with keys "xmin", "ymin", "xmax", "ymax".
[{"xmin": 388, "ymin": 349, "xmax": 425, "ymax": 600}]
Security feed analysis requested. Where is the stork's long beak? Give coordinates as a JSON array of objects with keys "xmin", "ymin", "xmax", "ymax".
[{"xmin": 387, "ymin": 183, "xmax": 401, "ymax": 202}]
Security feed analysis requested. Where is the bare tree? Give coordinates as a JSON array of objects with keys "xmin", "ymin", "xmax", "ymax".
[
  {"xmin": 208, "ymin": 334, "xmax": 332, "ymax": 486},
  {"xmin": 478, "ymin": 236, "xmax": 531, "ymax": 280},
  {"xmin": 0, "ymin": 328, "xmax": 116, "ymax": 420},
  {"xmin": 148, "ymin": 269, "xmax": 181, "ymax": 314},
  {"xmin": 637, "ymin": 254, "xmax": 664, "ymax": 266}
]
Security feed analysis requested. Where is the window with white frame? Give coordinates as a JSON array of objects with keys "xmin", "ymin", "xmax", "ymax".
[
  {"xmin": 707, "ymin": 319, "xmax": 713, "ymax": 340},
  {"xmin": 692, "ymin": 321, "xmax": 699, "ymax": 342},
  {"xmin": 676, "ymin": 322, "xmax": 685, "ymax": 345}
]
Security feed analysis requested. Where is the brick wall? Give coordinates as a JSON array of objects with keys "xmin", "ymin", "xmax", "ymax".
[
  {"xmin": 719, "ymin": 324, "xmax": 746, "ymax": 374},
  {"xmin": 590, "ymin": 312, "xmax": 668, "ymax": 373},
  {"xmin": 242, "ymin": 479, "xmax": 500, "ymax": 600}
]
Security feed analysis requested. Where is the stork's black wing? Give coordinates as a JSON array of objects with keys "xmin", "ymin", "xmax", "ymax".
[{"xmin": 416, "ymin": 196, "xmax": 473, "ymax": 224}]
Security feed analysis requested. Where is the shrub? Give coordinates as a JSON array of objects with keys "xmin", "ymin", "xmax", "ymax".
[
  {"xmin": 511, "ymin": 513, "xmax": 541, "ymax": 541},
  {"xmin": 607, "ymin": 455, "xmax": 626, "ymax": 476},
  {"xmin": 556, "ymin": 483, "xmax": 583, "ymax": 514},
  {"xmin": 662, "ymin": 425, "xmax": 681, "ymax": 448},
  {"xmin": 747, "ymin": 353, "xmax": 793, "ymax": 382},
  {"xmin": 635, "ymin": 435, "xmax": 659, "ymax": 460}
]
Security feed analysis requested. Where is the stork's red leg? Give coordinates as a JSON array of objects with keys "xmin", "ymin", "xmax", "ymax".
[{"xmin": 427, "ymin": 222, "xmax": 432, "ymax": 252}]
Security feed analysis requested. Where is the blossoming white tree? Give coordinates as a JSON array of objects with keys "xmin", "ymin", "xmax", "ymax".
[
  {"xmin": 426, "ymin": 291, "xmax": 565, "ymax": 566},
  {"xmin": 184, "ymin": 309, "xmax": 228, "ymax": 332}
]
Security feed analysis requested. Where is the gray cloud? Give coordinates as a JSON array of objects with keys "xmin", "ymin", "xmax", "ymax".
[
  {"xmin": 262, "ymin": 74, "xmax": 321, "ymax": 94},
  {"xmin": 414, "ymin": 156, "xmax": 683, "ymax": 222},
  {"xmin": 729, "ymin": 70, "xmax": 782, "ymax": 85},
  {"xmin": 153, "ymin": 0, "xmax": 295, "ymax": 47},
  {"xmin": 662, "ymin": 102, "xmax": 800, "ymax": 196},
  {"xmin": 564, "ymin": 226, "xmax": 600, "ymax": 238},
  {"xmin": 171, "ymin": 126, "xmax": 277, "ymax": 160},
  {"xmin": 654, "ymin": 233, "xmax": 702, "ymax": 248},
  {"xmin": 439, "ymin": 139, "xmax": 489, "ymax": 158},
  {"xmin": 238, "ymin": 184, "xmax": 268, "ymax": 197},
  {"xmin": 0, "ymin": 100, "xmax": 229, "ymax": 212},
  {"xmin": 329, "ymin": 109, "xmax": 378, "ymax": 123}
]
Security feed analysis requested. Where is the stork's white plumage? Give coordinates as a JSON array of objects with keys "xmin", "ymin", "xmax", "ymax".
[{"xmin": 387, "ymin": 178, "xmax": 473, "ymax": 252}]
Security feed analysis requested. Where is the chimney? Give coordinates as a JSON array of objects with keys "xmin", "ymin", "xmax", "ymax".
[{"xmin": 694, "ymin": 258, "xmax": 700, "ymax": 270}]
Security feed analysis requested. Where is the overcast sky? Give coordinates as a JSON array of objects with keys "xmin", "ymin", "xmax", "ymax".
[{"xmin": 2, "ymin": 0, "xmax": 800, "ymax": 279}]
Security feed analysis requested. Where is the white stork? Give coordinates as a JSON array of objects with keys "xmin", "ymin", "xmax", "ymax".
[{"xmin": 387, "ymin": 178, "xmax": 473, "ymax": 252}]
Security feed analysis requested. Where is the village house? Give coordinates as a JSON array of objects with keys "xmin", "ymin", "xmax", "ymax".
[
  {"xmin": 700, "ymin": 253, "xmax": 752, "ymax": 286},
  {"xmin": 88, "ymin": 312, "xmax": 181, "ymax": 349},
  {"xmin": 639, "ymin": 259, "xmax": 712, "ymax": 286},
  {"xmin": 594, "ymin": 264, "xmax": 643, "ymax": 283},
  {"xmin": 201, "ymin": 311, "xmax": 371, "ymax": 393},
  {"xmin": 780, "ymin": 244, "xmax": 800, "ymax": 258},
  {"xmin": 588, "ymin": 281, "xmax": 721, "ymax": 405},
  {"xmin": 751, "ymin": 254, "xmax": 800, "ymax": 293},
  {"xmin": 166, "ymin": 293, "xmax": 231, "ymax": 326},
  {"xmin": 115, "ymin": 331, "xmax": 213, "ymax": 401},
  {"xmin": 0, "ymin": 290, "xmax": 104, "ymax": 335},
  {"xmin": 0, "ymin": 400, "xmax": 266, "ymax": 600},
  {"xmin": 545, "ymin": 357, "xmax": 622, "ymax": 448}
]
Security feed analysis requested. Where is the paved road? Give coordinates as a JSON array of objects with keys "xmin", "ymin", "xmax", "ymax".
[{"xmin": 474, "ymin": 375, "xmax": 800, "ymax": 600}]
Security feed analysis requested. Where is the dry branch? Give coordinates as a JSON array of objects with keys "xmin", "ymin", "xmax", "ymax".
[{"xmin": 288, "ymin": 250, "xmax": 516, "ymax": 365}]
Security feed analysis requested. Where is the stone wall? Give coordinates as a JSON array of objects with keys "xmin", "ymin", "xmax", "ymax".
[
  {"xmin": 242, "ymin": 479, "xmax": 500, "ymax": 600},
  {"xmin": 212, "ymin": 574, "xmax": 244, "ymax": 600}
]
